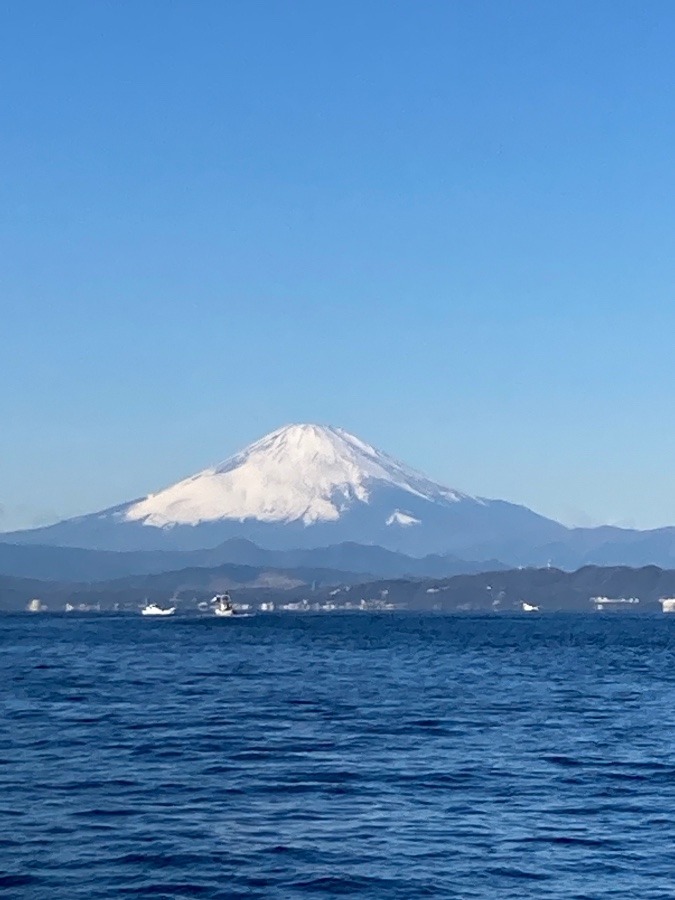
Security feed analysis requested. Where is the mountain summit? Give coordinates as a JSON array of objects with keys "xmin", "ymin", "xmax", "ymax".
[
  {"xmin": 8, "ymin": 424, "xmax": 675, "ymax": 569},
  {"xmin": 124, "ymin": 423, "xmax": 475, "ymax": 528},
  {"xmin": 1, "ymin": 423, "xmax": 568, "ymax": 556}
]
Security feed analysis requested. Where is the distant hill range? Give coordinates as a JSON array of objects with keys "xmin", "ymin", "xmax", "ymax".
[
  {"xmin": 4, "ymin": 423, "xmax": 675, "ymax": 570},
  {"xmin": 0, "ymin": 539, "xmax": 504, "ymax": 583},
  {"xmin": 1, "ymin": 563, "xmax": 674, "ymax": 614}
]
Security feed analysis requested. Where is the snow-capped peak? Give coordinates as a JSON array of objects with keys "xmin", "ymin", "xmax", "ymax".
[{"xmin": 123, "ymin": 423, "xmax": 474, "ymax": 528}]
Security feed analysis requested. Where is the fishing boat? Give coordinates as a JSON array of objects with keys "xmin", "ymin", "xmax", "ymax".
[
  {"xmin": 211, "ymin": 593, "xmax": 235, "ymax": 617},
  {"xmin": 141, "ymin": 602, "xmax": 176, "ymax": 616}
]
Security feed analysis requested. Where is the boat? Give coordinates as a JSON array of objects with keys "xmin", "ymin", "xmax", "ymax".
[
  {"xmin": 591, "ymin": 595, "xmax": 640, "ymax": 611},
  {"xmin": 211, "ymin": 593, "xmax": 235, "ymax": 617},
  {"xmin": 522, "ymin": 602, "xmax": 539, "ymax": 612},
  {"xmin": 141, "ymin": 602, "xmax": 176, "ymax": 616}
]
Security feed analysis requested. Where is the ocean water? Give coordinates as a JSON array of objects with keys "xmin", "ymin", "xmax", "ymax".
[{"xmin": 2, "ymin": 614, "xmax": 675, "ymax": 899}]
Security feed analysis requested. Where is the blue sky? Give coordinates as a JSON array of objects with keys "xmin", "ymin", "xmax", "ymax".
[{"xmin": 2, "ymin": 0, "xmax": 675, "ymax": 531}]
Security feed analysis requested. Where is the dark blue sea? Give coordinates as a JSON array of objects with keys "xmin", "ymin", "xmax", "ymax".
[{"xmin": 2, "ymin": 614, "xmax": 675, "ymax": 899}]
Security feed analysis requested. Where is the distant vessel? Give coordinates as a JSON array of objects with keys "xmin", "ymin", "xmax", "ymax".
[
  {"xmin": 141, "ymin": 602, "xmax": 176, "ymax": 616},
  {"xmin": 26, "ymin": 598, "xmax": 45, "ymax": 613},
  {"xmin": 65, "ymin": 603, "xmax": 75, "ymax": 613},
  {"xmin": 661, "ymin": 598, "xmax": 675, "ymax": 613},
  {"xmin": 211, "ymin": 593, "xmax": 235, "ymax": 617},
  {"xmin": 522, "ymin": 602, "xmax": 539, "ymax": 612},
  {"xmin": 591, "ymin": 596, "xmax": 640, "ymax": 611}
]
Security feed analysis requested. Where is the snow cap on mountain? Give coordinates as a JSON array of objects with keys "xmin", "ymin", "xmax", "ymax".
[{"xmin": 123, "ymin": 423, "xmax": 472, "ymax": 528}]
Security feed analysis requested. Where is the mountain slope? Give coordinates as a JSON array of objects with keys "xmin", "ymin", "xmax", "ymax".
[
  {"xmin": 124, "ymin": 424, "xmax": 473, "ymax": 527},
  {"xmin": 0, "ymin": 423, "xmax": 568, "ymax": 556}
]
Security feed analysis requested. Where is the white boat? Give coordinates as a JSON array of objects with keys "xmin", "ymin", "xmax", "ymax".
[
  {"xmin": 522, "ymin": 602, "xmax": 539, "ymax": 612},
  {"xmin": 65, "ymin": 602, "xmax": 75, "ymax": 613},
  {"xmin": 141, "ymin": 602, "xmax": 176, "ymax": 616},
  {"xmin": 211, "ymin": 593, "xmax": 235, "ymax": 617}
]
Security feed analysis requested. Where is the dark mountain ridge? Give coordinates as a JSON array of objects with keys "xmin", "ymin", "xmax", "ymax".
[{"xmin": 0, "ymin": 539, "xmax": 505, "ymax": 583}]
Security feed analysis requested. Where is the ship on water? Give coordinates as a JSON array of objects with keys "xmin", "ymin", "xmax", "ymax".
[
  {"xmin": 211, "ymin": 593, "xmax": 236, "ymax": 617},
  {"xmin": 141, "ymin": 602, "xmax": 176, "ymax": 617}
]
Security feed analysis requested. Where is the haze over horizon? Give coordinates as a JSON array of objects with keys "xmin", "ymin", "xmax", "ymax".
[{"xmin": 3, "ymin": 2, "xmax": 675, "ymax": 532}]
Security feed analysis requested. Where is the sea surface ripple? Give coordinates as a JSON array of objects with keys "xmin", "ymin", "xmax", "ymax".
[{"xmin": 2, "ymin": 613, "xmax": 675, "ymax": 898}]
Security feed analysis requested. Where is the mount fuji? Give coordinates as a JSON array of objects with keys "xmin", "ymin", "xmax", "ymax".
[{"xmin": 1, "ymin": 424, "xmax": 569, "ymax": 557}]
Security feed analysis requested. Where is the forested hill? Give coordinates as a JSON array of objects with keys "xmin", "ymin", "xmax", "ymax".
[{"xmin": 2, "ymin": 564, "xmax": 675, "ymax": 614}]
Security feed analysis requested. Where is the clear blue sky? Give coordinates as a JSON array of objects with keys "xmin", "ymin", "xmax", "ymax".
[{"xmin": 2, "ymin": 0, "xmax": 675, "ymax": 531}]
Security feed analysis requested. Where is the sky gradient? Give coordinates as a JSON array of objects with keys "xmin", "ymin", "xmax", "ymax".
[{"xmin": 2, "ymin": 1, "xmax": 675, "ymax": 531}]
